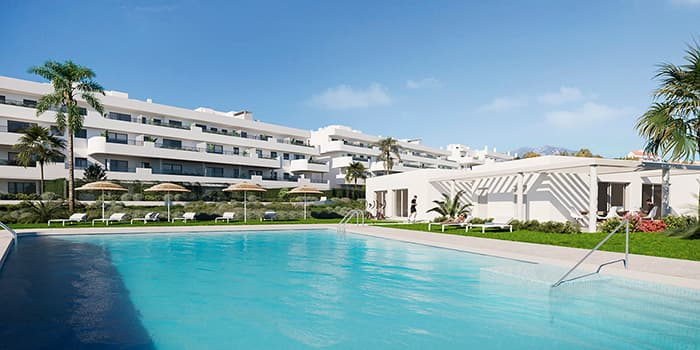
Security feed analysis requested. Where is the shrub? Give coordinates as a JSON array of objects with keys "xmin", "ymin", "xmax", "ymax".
[
  {"xmin": 120, "ymin": 193, "xmax": 133, "ymax": 201},
  {"xmin": 637, "ymin": 220, "xmax": 667, "ymax": 233},
  {"xmin": 663, "ymin": 215, "xmax": 697, "ymax": 230},
  {"xmin": 598, "ymin": 217, "xmax": 622, "ymax": 233},
  {"xmin": 470, "ymin": 217, "xmax": 494, "ymax": 224},
  {"xmin": 509, "ymin": 219, "xmax": 580, "ymax": 233},
  {"xmin": 132, "ymin": 193, "xmax": 144, "ymax": 201},
  {"xmin": 432, "ymin": 215, "xmax": 448, "ymax": 223}
]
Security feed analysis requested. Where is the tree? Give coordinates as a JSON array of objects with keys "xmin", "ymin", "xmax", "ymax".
[
  {"xmin": 636, "ymin": 42, "xmax": 700, "ymax": 217},
  {"xmin": 83, "ymin": 163, "xmax": 107, "ymax": 182},
  {"xmin": 376, "ymin": 137, "xmax": 402, "ymax": 175},
  {"xmin": 29, "ymin": 61, "xmax": 105, "ymax": 212},
  {"xmin": 13, "ymin": 125, "xmax": 66, "ymax": 194},
  {"xmin": 574, "ymin": 148, "xmax": 594, "ymax": 158},
  {"xmin": 557, "ymin": 150, "xmax": 570, "ymax": 156},
  {"xmin": 522, "ymin": 151, "xmax": 541, "ymax": 158},
  {"xmin": 427, "ymin": 190, "xmax": 472, "ymax": 220},
  {"xmin": 345, "ymin": 161, "xmax": 367, "ymax": 198}
]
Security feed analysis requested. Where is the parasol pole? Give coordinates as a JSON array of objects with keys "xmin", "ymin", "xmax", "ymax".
[
  {"xmin": 167, "ymin": 191, "xmax": 171, "ymax": 222},
  {"xmin": 102, "ymin": 189, "xmax": 105, "ymax": 220},
  {"xmin": 304, "ymin": 193, "xmax": 307, "ymax": 220},
  {"xmin": 244, "ymin": 191, "xmax": 247, "ymax": 223}
]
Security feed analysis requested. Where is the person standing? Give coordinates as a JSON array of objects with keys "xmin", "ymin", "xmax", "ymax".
[{"xmin": 409, "ymin": 195, "xmax": 417, "ymax": 222}]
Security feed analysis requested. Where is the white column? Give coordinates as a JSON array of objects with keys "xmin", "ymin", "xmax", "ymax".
[
  {"xmin": 661, "ymin": 167, "xmax": 671, "ymax": 217},
  {"xmin": 450, "ymin": 180, "xmax": 456, "ymax": 199},
  {"xmin": 588, "ymin": 165, "xmax": 598, "ymax": 232},
  {"xmin": 516, "ymin": 172, "xmax": 524, "ymax": 221}
]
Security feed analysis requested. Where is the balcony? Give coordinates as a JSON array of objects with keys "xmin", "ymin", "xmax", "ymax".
[
  {"xmin": 330, "ymin": 156, "xmax": 370, "ymax": 169},
  {"xmin": 288, "ymin": 159, "xmax": 329, "ymax": 173},
  {"xmin": 370, "ymin": 161, "xmax": 409, "ymax": 174},
  {"xmin": 324, "ymin": 140, "xmax": 380, "ymax": 156},
  {"xmin": 86, "ymin": 136, "xmax": 280, "ymax": 168}
]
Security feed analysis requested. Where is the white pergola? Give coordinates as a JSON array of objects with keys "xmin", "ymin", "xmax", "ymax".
[{"xmin": 429, "ymin": 156, "xmax": 700, "ymax": 232}]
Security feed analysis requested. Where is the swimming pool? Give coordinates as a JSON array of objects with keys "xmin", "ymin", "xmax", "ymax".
[{"xmin": 1, "ymin": 229, "xmax": 698, "ymax": 349}]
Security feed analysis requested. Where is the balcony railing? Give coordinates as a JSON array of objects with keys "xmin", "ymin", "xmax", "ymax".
[{"xmin": 155, "ymin": 143, "xmax": 200, "ymax": 152}]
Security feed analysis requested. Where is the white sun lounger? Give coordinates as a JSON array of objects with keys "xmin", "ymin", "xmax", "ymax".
[
  {"xmin": 260, "ymin": 211, "xmax": 276, "ymax": 221},
  {"xmin": 215, "ymin": 212, "xmax": 236, "ymax": 223},
  {"xmin": 92, "ymin": 213, "xmax": 128, "ymax": 226},
  {"xmin": 131, "ymin": 212, "xmax": 160, "ymax": 224},
  {"xmin": 466, "ymin": 222, "xmax": 513, "ymax": 233},
  {"xmin": 428, "ymin": 216, "xmax": 473, "ymax": 232},
  {"xmin": 171, "ymin": 212, "xmax": 196, "ymax": 223},
  {"xmin": 48, "ymin": 213, "xmax": 87, "ymax": 226}
]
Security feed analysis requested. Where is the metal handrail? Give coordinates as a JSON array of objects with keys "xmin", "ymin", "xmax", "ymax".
[
  {"xmin": 552, "ymin": 219, "xmax": 629, "ymax": 287},
  {"xmin": 0, "ymin": 221, "xmax": 18, "ymax": 248},
  {"xmin": 338, "ymin": 209, "xmax": 365, "ymax": 232}
]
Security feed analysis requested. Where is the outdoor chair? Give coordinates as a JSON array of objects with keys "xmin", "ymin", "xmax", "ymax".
[
  {"xmin": 92, "ymin": 213, "xmax": 128, "ymax": 226},
  {"xmin": 48, "ymin": 213, "xmax": 88, "ymax": 226},
  {"xmin": 131, "ymin": 212, "xmax": 160, "ymax": 224},
  {"xmin": 215, "ymin": 212, "xmax": 236, "ymax": 223},
  {"xmin": 261, "ymin": 211, "xmax": 276, "ymax": 221},
  {"xmin": 171, "ymin": 212, "xmax": 197, "ymax": 223}
]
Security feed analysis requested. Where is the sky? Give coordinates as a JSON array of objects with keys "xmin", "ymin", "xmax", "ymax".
[{"xmin": 1, "ymin": 0, "xmax": 699, "ymax": 157}]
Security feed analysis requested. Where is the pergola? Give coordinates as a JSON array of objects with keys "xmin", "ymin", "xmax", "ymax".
[{"xmin": 429, "ymin": 156, "xmax": 700, "ymax": 232}]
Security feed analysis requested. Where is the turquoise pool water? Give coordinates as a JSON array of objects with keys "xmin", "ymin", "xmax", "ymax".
[{"xmin": 1, "ymin": 229, "xmax": 699, "ymax": 349}]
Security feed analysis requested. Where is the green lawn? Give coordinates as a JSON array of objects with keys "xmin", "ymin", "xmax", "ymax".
[{"xmin": 381, "ymin": 223, "xmax": 700, "ymax": 262}]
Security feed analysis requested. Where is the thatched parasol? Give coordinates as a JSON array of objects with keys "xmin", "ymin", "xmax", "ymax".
[
  {"xmin": 76, "ymin": 181, "xmax": 128, "ymax": 220},
  {"xmin": 287, "ymin": 185, "xmax": 323, "ymax": 220},
  {"xmin": 223, "ymin": 182, "xmax": 266, "ymax": 222},
  {"xmin": 144, "ymin": 183, "xmax": 191, "ymax": 221}
]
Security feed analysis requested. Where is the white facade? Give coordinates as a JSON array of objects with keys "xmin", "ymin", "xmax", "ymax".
[
  {"xmin": 0, "ymin": 76, "xmax": 330, "ymax": 194},
  {"xmin": 365, "ymin": 156, "xmax": 700, "ymax": 232},
  {"xmin": 447, "ymin": 144, "xmax": 514, "ymax": 169},
  {"xmin": 310, "ymin": 125, "xmax": 458, "ymax": 188}
]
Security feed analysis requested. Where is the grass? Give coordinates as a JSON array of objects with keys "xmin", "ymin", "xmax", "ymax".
[
  {"xmin": 381, "ymin": 223, "xmax": 700, "ymax": 262},
  {"xmin": 9, "ymin": 218, "xmax": 345, "ymax": 230}
]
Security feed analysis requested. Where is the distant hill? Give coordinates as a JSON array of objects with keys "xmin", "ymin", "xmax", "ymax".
[{"xmin": 511, "ymin": 145, "xmax": 577, "ymax": 157}]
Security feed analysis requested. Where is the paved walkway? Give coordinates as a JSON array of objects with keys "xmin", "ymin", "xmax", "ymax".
[{"xmin": 3, "ymin": 223, "xmax": 699, "ymax": 290}]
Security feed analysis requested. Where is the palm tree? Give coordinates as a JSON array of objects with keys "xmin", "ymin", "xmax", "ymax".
[
  {"xmin": 82, "ymin": 163, "xmax": 107, "ymax": 183},
  {"xmin": 13, "ymin": 125, "xmax": 66, "ymax": 194},
  {"xmin": 376, "ymin": 137, "xmax": 402, "ymax": 175},
  {"xmin": 345, "ymin": 161, "xmax": 367, "ymax": 198},
  {"xmin": 427, "ymin": 190, "xmax": 472, "ymax": 220},
  {"xmin": 29, "ymin": 61, "xmax": 105, "ymax": 212},
  {"xmin": 636, "ymin": 42, "xmax": 700, "ymax": 217}
]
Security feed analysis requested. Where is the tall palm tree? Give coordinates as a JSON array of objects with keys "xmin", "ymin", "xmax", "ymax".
[
  {"xmin": 13, "ymin": 125, "xmax": 66, "ymax": 194},
  {"xmin": 376, "ymin": 137, "xmax": 402, "ymax": 175},
  {"xmin": 29, "ymin": 61, "xmax": 105, "ymax": 212},
  {"xmin": 345, "ymin": 161, "xmax": 367, "ymax": 198},
  {"xmin": 636, "ymin": 42, "xmax": 700, "ymax": 216}
]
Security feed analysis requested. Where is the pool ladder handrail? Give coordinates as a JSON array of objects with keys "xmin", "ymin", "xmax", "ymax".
[
  {"xmin": 338, "ymin": 209, "xmax": 365, "ymax": 233},
  {"xmin": 0, "ymin": 221, "xmax": 17, "ymax": 248},
  {"xmin": 552, "ymin": 219, "xmax": 629, "ymax": 288}
]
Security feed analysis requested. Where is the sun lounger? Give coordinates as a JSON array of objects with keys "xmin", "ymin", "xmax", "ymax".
[
  {"xmin": 428, "ymin": 216, "xmax": 473, "ymax": 232},
  {"xmin": 48, "ymin": 213, "xmax": 87, "ymax": 226},
  {"xmin": 215, "ymin": 212, "xmax": 236, "ymax": 223},
  {"xmin": 92, "ymin": 213, "xmax": 128, "ymax": 226},
  {"xmin": 466, "ymin": 222, "xmax": 513, "ymax": 233},
  {"xmin": 260, "ymin": 211, "xmax": 276, "ymax": 221},
  {"xmin": 131, "ymin": 212, "xmax": 160, "ymax": 224},
  {"xmin": 171, "ymin": 212, "xmax": 196, "ymax": 223}
]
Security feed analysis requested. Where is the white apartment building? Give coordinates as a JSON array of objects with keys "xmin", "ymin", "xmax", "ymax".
[
  {"xmin": 447, "ymin": 144, "xmax": 514, "ymax": 169},
  {"xmin": 0, "ymin": 76, "xmax": 329, "ymax": 195},
  {"xmin": 310, "ymin": 125, "xmax": 459, "ymax": 188}
]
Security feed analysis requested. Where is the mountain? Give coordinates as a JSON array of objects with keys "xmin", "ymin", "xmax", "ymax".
[{"xmin": 511, "ymin": 145, "xmax": 577, "ymax": 157}]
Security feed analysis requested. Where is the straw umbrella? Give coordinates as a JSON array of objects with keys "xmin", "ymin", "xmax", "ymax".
[
  {"xmin": 76, "ymin": 181, "xmax": 128, "ymax": 220},
  {"xmin": 144, "ymin": 183, "xmax": 191, "ymax": 222},
  {"xmin": 287, "ymin": 185, "xmax": 323, "ymax": 220},
  {"xmin": 223, "ymin": 182, "xmax": 266, "ymax": 222}
]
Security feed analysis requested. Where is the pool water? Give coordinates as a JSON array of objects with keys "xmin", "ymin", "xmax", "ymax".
[{"xmin": 1, "ymin": 229, "xmax": 698, "ymax": 349}]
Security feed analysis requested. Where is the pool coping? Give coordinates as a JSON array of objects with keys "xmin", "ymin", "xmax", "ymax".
[{"xmin": 3, "ymin": 223, "xmax": 700, "ymax": 291}]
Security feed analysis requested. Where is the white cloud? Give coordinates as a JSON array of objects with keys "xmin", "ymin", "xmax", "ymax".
[
  {"xmin": 406, "ymin": 77, "xmax": 441, "ymax": 89},
  {"xmin": 307, "ymin": 83, "xmax": 391, "ymax": 110},
  {"xmin": 545, "ymin": 102, "xmax": 630, "ymax": 128},
  {"xmin": 537, "ymin": 87, "xmax": 585, "ymax": 105},
  {"xmin": 476, "ymin": 96, "xmax": 527, "ymax": 113}
]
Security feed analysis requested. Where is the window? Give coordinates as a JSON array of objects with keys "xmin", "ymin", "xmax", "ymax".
[
  {"xmin": 168, "ymin": 120, "xmax": 182, "ymax": 128},
  {"xmin": 283, "ymin": 173, "xmax": 290, "ymax": 180},
  {"xmin": 283, "ymin": 153, "xmax": 290, "ymax": 160},
  {"xmin": 221, "ymin": 129, "xmax": 227, "ymax": 134},
  {"xmin": 209, "ymin": 127, "xmax": 218, "ymax": 133},
  {"xmin": 271, "ymin": 152, "xmax": 278, "ymax": 158},
  {"xmin": 195, "ymin": 124, "xmax": 206, "ymax": 130},
  {"xmin": 74, "ymin": 158, "xmax": 88, "ymax": 169},
  {"xmin": 0, "ymin": 95, "xmax": 5, "ymax": 103},
  {"xmin": 642, "ymin": 184, "xmax": 662, "ymax": 218},
  {"xmin": 140, "ymin": 161, "xmax": 151, "ymax": 169},
  {"xmin": 294, "ymin": 154, "xmax": 305, "ymax": 160},
  {"xmin": 23, "ymin": 99, "xmax": 37, "ymax": 108},
  {"xmin": 74, "ymin": 129, "xmax": 87, "ymax": 138},
  {"xmin": 8, "ymin": 182, "xmax": 36, "ymax": 194},
  {"xmin": 207, "ymin": 144, "xmax": 223, "ymax": 154},
  {"xmin": 7, "ymin": 152, "xmax": 19, "ymax": 165},
  {"xmin": 106, "ymin": 131, "xmax": 128, "ymax": 144},
  {"xmin": 7, "ymin": 120, "xmax": 33, "ymax": 133},
  {"xmin": 50, "ymin": 126, "xmax": 62, "ymax": 136},
  {"xmin": 240, "ymin": 131, "xmax": 247, "ymax": 138},
  {"xmin": 206, "ymin": 167, "xmax": 224, "ymax": 177},
  {"xmin": 152, "ymin": 118, "xmax": 162, "ymax": 125},
  {"xmin": 108, "ymin": 112, "xmax": 131, "ymax": 121},
  {"xmin": 256, "ymin": 150, "xmax": 263, "ymax": 158},
  {"xmin": 162, "ymin": 163, "xmax": 182, "ymax": 174},
  {"xmin": 79, "ymin": 107, "xmax": 87, "ymax": 116},
  {"xmin": 249, "ymin": 170, "xmax": 262, "ymax": 177},
  {"xmin": 233, "ymin": 168, "xmax": 240, "ymax": 178},
  {"xmin": 233, "ymin": 147, "xmax": 240, "ymax": 155},
  {"xmin": 108, "ymin": 160, "xmax": 128, "ymax": 172},
  {"xmin": 161, "ymin": 139, "xmax": 182, "ymax": 149}
]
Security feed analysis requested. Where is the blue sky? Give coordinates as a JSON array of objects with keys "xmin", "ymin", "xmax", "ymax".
[{"xmin": 1, "ymin": 0, "xmax": 699, "ymax": 157}]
